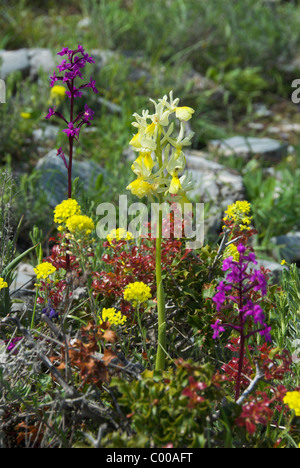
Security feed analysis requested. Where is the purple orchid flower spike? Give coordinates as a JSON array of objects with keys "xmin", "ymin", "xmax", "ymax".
[
  {"xmin": 211, "ymin": 243, "xmax": 271, "ymax": 400},
  {"xmin": 46, "ymin": 45, "xmax": 98, "ymax": 270},
  {"xmin": 45, "ymin": 45, "xmax": 98, "ymax": 196}
]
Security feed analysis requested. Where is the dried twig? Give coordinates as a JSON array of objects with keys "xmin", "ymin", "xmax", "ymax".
[{"xmin": 236, "ymin": 361, "xmax": 265, "ymax": 406}]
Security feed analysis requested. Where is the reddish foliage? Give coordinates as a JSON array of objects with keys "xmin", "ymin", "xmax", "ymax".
[
  {"xmin": 222, "ymin": 337, "xmax": 293, "ymax": 390},
  {"xmin": 50, "ymin": 322, "xmax": 119, "ymax": 388},
  {"xmin": 91, "ymin": 220, "xmax": 190, "ymax": 314},
  {"xmin": 182, "ymin": 376, "xmax": 207, "ymax": 408},
  {"xmin": 15, "ymin": 420, "xmax": 45, "ymax": 446},
  {"xmin": 235, "ymin": 385, "xmax": 288, "ymax": 435},
  {"xmin": 46, "ymin": 239, "xmax": 79, "ymax": 271},
  {"xmin": 221, "ymin": 337, "xmax": 293, "ymax": 435}
]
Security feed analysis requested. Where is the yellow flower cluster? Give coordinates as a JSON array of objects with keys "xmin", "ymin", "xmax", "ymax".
[
  {"xmin": 54, "ymin": 199, "xmax": 81, "ymax": 224},
  {"xmin": 126, "ymin": 91, "xmax": 195, "ymax": 204},
  {"xmin": 34, "ymin": 262, "xmax": 57, "ymax": 280},
  {"xmin": 123, "ymin": 281, "xmax": 152, "ymax": 307},
  {"xmin": 0, "ymin": 277, "xmax": 8, "ymax": 290},
  {"xmin": 66, "ymin": 214, "xmax": 95, "ymax": 236},
  {"xmin": 106, "ymin": 228, "xmax": 134, "ymax": 245},
  {"xmin": 283, "ymin": 391, "xmax": 300, "ymax": 416},
  {"xmin": 224, "ymin": 243, "xmax": 240, "ymax": 262},
  {"xmin": 223, "ymin": 200, "xmax": 252, "ymax": 231},
  {"xmin": 54, "ymin": 199, "xmax": 94, "ymax": 237},
  {"xmin": 99, "ymin": 307, "xmax": 127, "ymax": 327}
]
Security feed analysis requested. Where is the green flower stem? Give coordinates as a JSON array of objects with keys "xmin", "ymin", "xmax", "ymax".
[
  {"xmin": 30, "ymin": 286, "xmax": 39, "ymax": 329},
  {"xmin": 155, "ymin": 204, "xmax": 166, "ymax": 371},
  {"xmin": 154, "ymin": 124, "xmax": 167, "ymax": 370},
  {"xmin": 135, "ymin": 304, "xmax": 148, "ymax": 363}
]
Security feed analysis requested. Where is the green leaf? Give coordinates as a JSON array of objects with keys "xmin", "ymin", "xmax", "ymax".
[{"xmin": 1, "ymin": 244, "xmax": 38, "ymax": 279}]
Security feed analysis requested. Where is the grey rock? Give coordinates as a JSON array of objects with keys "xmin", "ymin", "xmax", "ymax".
[
  {"xmin": 247, "ymin": 122, "xmax": 265, "ymax": 131},
  {"xmin": 0, "ymin": 49, "xmax": 30, "ymax": 79},
  {"xmin": 184, "ymin": 150, "xmax": 246, "ymax": 239},
  {"xmin": 35, "ymin": 149, "xmax": 106, "ymax": 207},
  {"xmin": 28, "ymin": 48, "xmax": 56, "ymax": 78},
  {"xmin": 208, "ymin": 136, "xmax": 288, "ymax": 163},
  {"xmin": 271, "ymin": 232, "xmax": 300, "ymax": 264},
  {"xmin": 0, "ymin": 79, "xmax": 5, "ymax": 103},
  {"xmin": 32, "ymin": 124, "xmax": 59, "ymax": 143},
  {"xmin": 77, "ymin": 16, "xmax": 91, "ymax": 29},
  {"xmin": 10, "ymin": 262, "xmax": 35, "ymax": 292},
  {"xmin": 89, "ymin": 49, "xmax": 116, "ymax": 72},
  {"xmin": 0, "ymin": 48, "xmax": 56, "ymax": 80},
  {"xmin": 185, "ymin": 149, "xmax": 245, "ymax": 204},
  {"xmin": 253, "ymin": 103, "xmax": 273, "ymax": 118},
  {"xmin": 97, "ymin": 96, "xmax": 122, "ymax": 114},
  {"xmin": 10, "ymin": 262, "xmax": 36, "ymax": 313}
]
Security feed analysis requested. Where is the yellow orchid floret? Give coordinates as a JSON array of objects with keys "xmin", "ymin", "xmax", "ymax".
[
  {"xmin": 169, "ymin": 174, "xmax": 182, "ymax": 194},
  {"xmin": 99, "ymin": 307, "xmax": 127, "ymax": 327},
  {"xmin": 66, "ymin": 214, "xmax": 95, "ymax": 236},
  {"xmin": 54, "ymin": 199, "xmax": 81, "ymax": 224},
  {"xmin": 131, "ymin": 152, "xmax": 155, "ymax": 178},
  {"xmin": 175, "ymin": 106, "xmax": 195, "ymax": 121},
  {"xmin": 129, "ymin": 130, "xmax": 157, "ymax": 153},
  {"xmin": 107, "ymin": 228, "xmax": 134, "ymax": 245},
  {"xmin": 283, "ymin": 391, "xmax": 300, "ymax": 416},
  {"xmin": 145, "ymin": 121, "xmax": 157, "ymax": 137},
  {"xmin": 0, "ymin": 277, "xmax": 8, "ymax": 290},
  {"xmin": 123, "ymin": 281, "xmax": 152, "ymax": 307},
  {"xmin": 34, "ymin": 262, "xmax": 57, "ymax": 280},
  {"xmin": 126, "ymin": 178, "xmax": 154, "ymax": 199}
]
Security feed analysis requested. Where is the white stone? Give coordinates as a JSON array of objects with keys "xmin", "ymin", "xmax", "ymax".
[{"xmin": 208, "ymin": 136, "xmax": 288, "ymax": 162}]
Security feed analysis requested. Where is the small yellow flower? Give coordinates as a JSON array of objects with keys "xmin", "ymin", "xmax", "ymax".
[
  {"xmin": 283, "ymin": 391, "xmax": 300, "ymax": 416},
  {"xmin": 66, "ymin": 214, "xmax": 95, "ymax": 236},
  {"xmin": 107, "ymin": 228, "xmax": 134, "ymax": 245},
  {"xmin": 50, "ymin": 85, "xmax": 66, "ymax": 104},
  {"xmin": 281, "ymin": 259, "xmax": 287, "ymax": 265},
  {"xmin": 34, "ymin": 262, "xmax": 57, "ymax": 280},
  {"xmin": 123, "ymin": 281, "xmax": 152, "ymax": 307},
  {"xmin": 54, "ymin": 199, "xmax": 81, "ymax": 224},
  {"xmin": 0, "ymin": 277, "xmax": 8, "ymax": 289},
  {"xmin": 126, "ymin": 178, "xmax": 153, "ymax": 199},
  {"xmin": 175, "ymin": 106, "xmax": 195, "ymax": 121},
  {"xmin": 20, "ymin": 112, "xmax": 31, "ymax": 119},
  {"xmin": 99, "ymin": 307, "xmax": 127, "ymax": 327}
]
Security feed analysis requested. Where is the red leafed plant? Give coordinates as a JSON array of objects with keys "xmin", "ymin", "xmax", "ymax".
[
  {"xmin": 235, "ymin": 385, "xmax": 288, "ymax": 435},
  {"xmin": 92, "ymin": 219, "xmax": 190, "ymax": 314},
  {"xmin": 221, "ymin": 337, "xmax": 293, "ymax": 435},
  {"xmin": 222, "ymin": 337, "xmax": 293, "ymax": 390}
]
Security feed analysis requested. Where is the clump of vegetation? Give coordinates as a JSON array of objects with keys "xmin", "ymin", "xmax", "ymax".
[{"xmin": 1, "ymin": 1, "xmax": 300, "ymax": 449}]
